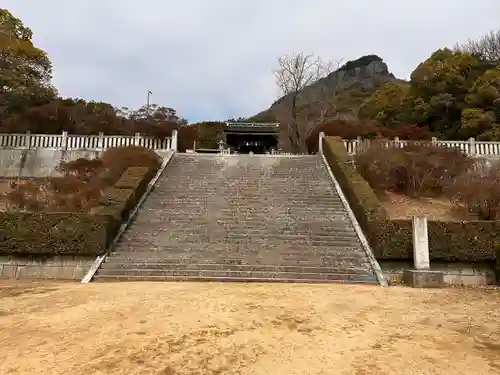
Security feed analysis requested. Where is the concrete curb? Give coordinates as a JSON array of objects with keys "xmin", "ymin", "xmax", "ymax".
[
  {"xmin": 319, "ymin": 134, "xmax": 388, "ymax": 287},
  {"xmin": 81, "ymin": 151, "xmax": 176, "ymax": 284}
]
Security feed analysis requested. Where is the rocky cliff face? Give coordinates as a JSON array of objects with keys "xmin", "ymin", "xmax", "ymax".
[
  {"xmin": 275, "ymin": 55, "xmax": 397, "ymax": 108},
  {"xmin": 248, "ymin": 55, "xmax": 400, "ymax": 150}
]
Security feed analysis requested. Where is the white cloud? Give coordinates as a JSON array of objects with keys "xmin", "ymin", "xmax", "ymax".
[{"xmin": 3, "ymin": 0, "xmax": 500, "ymax": 122}]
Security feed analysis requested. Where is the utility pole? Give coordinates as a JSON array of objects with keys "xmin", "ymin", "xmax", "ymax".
[{"xmin": 147, "ymin": 90, "xmax": 152, "ymax": 116}]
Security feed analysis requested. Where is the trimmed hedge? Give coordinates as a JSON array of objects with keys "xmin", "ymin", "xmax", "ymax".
[
  {"xmin": 92, "ymin": 166, "xmax": 157, "ymax": 219},
  {"xmin": 323, "ymin": 136, "xmax": 500, "ymax": 262},
  {"xmin": 496, "ymin": 245, "xmax": 500, "ymax": 285},
  {"xmin": 0, "ymin": 212, "xmax": 111, "ymax": 255},
  {"xmin": 0, "ymin": 165, "xmax": 159, "ymax": 256}
]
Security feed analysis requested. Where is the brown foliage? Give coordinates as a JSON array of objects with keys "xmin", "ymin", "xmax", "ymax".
[
  {"xmin": 355, "ymin": 141, "xmax": 472, "ymax": 197},
  {"xmin": 58, "ymin": 158, "xmax": 103, "ymax": 182},
  {"xmin": 5, "ymin": 177, "xmax": 101, "ymax": 212},
  {"xmin": 0, "ymin": 99, "xmax": 180, "ymax": 138},
  {"xmin": 5, "ymin": 146, "xmax": 161, "ymax": 213},
  {"xmin": 306, "ymin": 120, "xmax": 432, "ymax": 153},
  {"xmin": 447, "ymin": 161, "xmax": 500, "ymax": 220},
  {"xmin": 99, "ymin": 146, "xmax": 161, "ymax": 185}
]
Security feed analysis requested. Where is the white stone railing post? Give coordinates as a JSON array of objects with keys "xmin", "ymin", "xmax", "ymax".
[
  {"xmin": 25, "ymin": 131, "xmax": 31, "ymax": 150},
  {"xmin": 61, "ymin": 131, "xmax": 68, "ymax": 150},
  {"xmin": 404, "ymin": 215, "xmax": 444, "ymax": 287},
  {"xmin": 98, "ymin": 132, "xmax": 104, "ymax": 151},
  {"xmin": 171, "ymin": 129, "xmax": 178, "ymax": 151},
  {"xmin": 356, "ymin": 136, "xmax": 362, "ymax": 154},
  {"xmin": 134, "ymin": 132, "xmax": 141, "ymax": 146},
  {"xmin": 468, "ymin": 137, "xmax": 476, "ymax": 157},
  {"xmin": 318, "ymin": 132, "xmax": 325, "ymax": 154}
]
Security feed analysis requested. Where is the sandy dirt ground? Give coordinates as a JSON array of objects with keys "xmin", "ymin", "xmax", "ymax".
[{"xmin": 0, "ymin": 281, "xmax": 499, "ymax": 375}]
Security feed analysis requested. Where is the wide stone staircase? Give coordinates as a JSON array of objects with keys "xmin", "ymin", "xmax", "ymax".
[{"xmin": 92, "ymin": 153, "xmax": 380, "ymax": 284}]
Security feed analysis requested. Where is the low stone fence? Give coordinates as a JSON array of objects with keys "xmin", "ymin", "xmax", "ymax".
[
  {"xmin": 343, "ymin": 137, "xmax": 500, "ymax": 158},
  {"xmin": 0, "ymin": 131, "xmax": 177, "ymax": 151}
]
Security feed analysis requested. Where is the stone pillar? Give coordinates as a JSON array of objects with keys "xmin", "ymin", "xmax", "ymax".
[
  {"xmin": 403, "ymin": 216, "xmax": 444, "ymax": 288},
  {"xmin": 412, "ymin": 216, "xmax": 430, "ymax": 270}
]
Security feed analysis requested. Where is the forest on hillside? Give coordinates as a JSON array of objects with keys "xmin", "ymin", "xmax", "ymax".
[{"xmin": 1, "ymin": 8, "xmax": 500, "ymax": 152}]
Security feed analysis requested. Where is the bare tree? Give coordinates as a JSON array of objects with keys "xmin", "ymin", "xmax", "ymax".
[
  {"xmin": 455, "ymin": 29, "xmax": 500, "ymax": 63},
  {"xmin": 274, "ymin": 53, "xmax": 341, "ymax": 153},
  {"xmin": 304, "ymin": 59, "xmax": 343, "ymax": 126}
]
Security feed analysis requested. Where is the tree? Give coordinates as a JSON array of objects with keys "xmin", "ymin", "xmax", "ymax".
[
  {"xmin": 460, "ymin": 108, "xmax": 497, "ymax": 139},
  {"xmin": 273, "ymin": 53, "xmax": 341, "ymax": 153},
  {"xmin": 405, "ymin": 49, "xmax": 480, "ymax": 136},
  {"xmin": 192, "ymin": 121, "xmax": 226, "ymax": 149},
  {"xmin": 466, "ymin": 66, "xmax": 500, "ymax": 113},
  {"xmin": 0, "ymin": 9, "xmax": 56, "ymax": 122},
  {"xmin": 455, "ymin": 29, "xmax": 500, "ymax": 63},
  {"xmin": 358, "ymin": 82, "xmax": 411, "ymax": 126},
  {"xmin": 303, "ymin": 59, "xmax": 343, "ymax": 126}
]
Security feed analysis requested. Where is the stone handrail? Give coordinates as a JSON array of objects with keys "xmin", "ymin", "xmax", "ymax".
[
  {"xmin": 0, "ymin": 130, "xmax": 178, "ymax": 151},
  {"xmin": 319, "ymin": 132, "xmax": 388, "ymax": 287}
]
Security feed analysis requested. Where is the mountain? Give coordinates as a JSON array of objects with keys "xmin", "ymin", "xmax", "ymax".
[{"xmin": 248, "ymin": 55, "xmax": 402, "ymax": 147}]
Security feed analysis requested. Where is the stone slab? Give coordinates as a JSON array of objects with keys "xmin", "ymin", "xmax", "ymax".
[{"xmin": 403, "ymin": 269, "xmax": 444, "ymax": 288}]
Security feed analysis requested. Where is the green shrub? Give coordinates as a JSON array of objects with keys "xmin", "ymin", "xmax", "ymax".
[
  {"xmin": 0, "ymin": 212, "xmax": 111, "ymax": 255},
  {"xmin": 323, "ymin": 136, "xmax": 499, "ymax": 261},
  {"xmin": 496, "ymin": 245, "xmax": 500, "ymax": 285},
  {"xmin": 95, "ymin": 166, "xmax": 157, "ymax": 219}
]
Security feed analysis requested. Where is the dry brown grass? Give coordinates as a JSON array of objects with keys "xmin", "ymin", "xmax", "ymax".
[
  {"xmin": 0, "ymin": 281, "xmax": 499, "ymax": 374},
  {"xmin": 379, "ymin": 191, "xmax": 469, "ymax": 221},
  {"xmin": 0, "ymin": 178, "xmax": 21, "ymax": 211}
]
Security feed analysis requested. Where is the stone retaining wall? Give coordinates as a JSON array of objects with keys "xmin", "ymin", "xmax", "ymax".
[
  {"xmin": 380, "ymin": 261, "xmax": 496, "ymax": 286},
  {"xmin": 0, "ymin": 255, "xmax": 94, "ymax": 280}
]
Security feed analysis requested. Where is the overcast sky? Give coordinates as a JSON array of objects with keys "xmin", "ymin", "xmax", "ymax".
[{"xmin": 3, "ymin": 1, "xmax": 500, "ymax": 122}]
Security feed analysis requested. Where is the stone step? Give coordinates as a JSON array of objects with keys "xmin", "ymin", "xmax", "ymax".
[
  {"xmin": 99, "ymin": 262, "xmax": 371, "ymax": 274},
  {"xmin": 119, "ymin": 230, "xmax": 359, "ymax": 239},
  {"xmin": 123, "ymin": 224, "xmax": 358, "ymax": 234},
  {"xmin": 106, "ymin": 253, "xmax": 370, "ymax": 265},
  {"xmin": 93, "ymin": 274, "xmax": 377, "ymax": 284},
  {"xmin": 123, "ymin": 230, "xmax": 357, "ymax": 238},
  {"xmin": 91, "ymin": 154, "xmax": 378, "ymax": 285},
  {"xmin": 141, "ymin": 200, "xmax": 346, "ymax": 206},
  {"xmin": 95, "ymin": 268, "xmax": 375, "ymax": 281},
  {"xmin": 117, "ymin": 237, "xmax": 360, "ymax": 248},
  {"xmin": 111, "ymin": 242, "xmax": 364, "ymax": 252},
  {"xmin": 107, "ymin": 249, "xmax": 369, "ymax": 260},
  {"xmin": 130, "ymin": 217, "xmax": 351, "ymax": 223}
]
